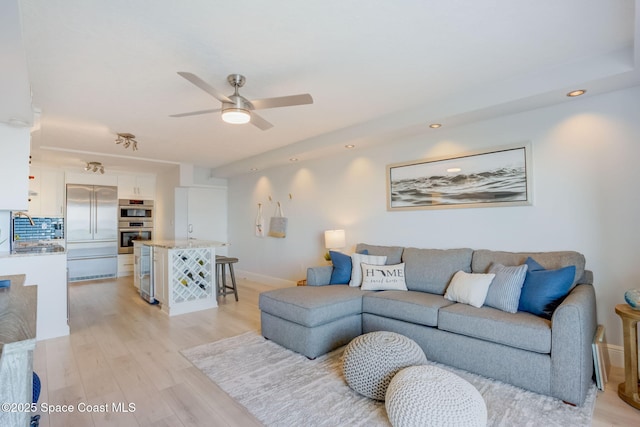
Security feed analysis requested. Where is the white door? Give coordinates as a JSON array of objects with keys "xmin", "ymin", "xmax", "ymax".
[{"xmin": 176, "ymin": 187, "xmax": 228, "ymax": 255}]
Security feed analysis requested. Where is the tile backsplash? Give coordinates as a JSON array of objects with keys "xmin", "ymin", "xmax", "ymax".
[{"xmin": 13, "ymin": 217, "xmax": 64, "ymax": 241}]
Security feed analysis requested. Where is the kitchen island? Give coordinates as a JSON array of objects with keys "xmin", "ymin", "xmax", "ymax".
[
  {"xmin": 0, "ymin": 274, "xmax": 37, "ymax": 427},
  {"xmin": 0, "ymin": 249, "xmax": 69, "ymax": 340},
  {"xmin": 134, "ymin": 239, "xmax": 227, "ymax": 316}
]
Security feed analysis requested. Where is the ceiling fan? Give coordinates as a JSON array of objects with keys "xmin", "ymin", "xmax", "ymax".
[{"xmin": 170, "ymin": 72, "xmax": 313, "ymax": 130}]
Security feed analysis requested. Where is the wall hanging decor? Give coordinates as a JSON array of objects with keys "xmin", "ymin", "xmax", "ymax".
[
  {"xmin": 268, "ymin": 202, "xmax": 288, "ymax": 238},
  {"xmin": 386, "ymin": 142, "xmax": 532, "ymax": 211},
  {"xmin": 255, "ymin": 203, "xmax": 265, "ymax": 237}
]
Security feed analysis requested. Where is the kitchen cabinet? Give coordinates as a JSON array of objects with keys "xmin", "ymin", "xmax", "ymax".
[
  {"xmin": 27, "ymin": 166, "xmax": 64, "ymax": 217},
  {"xmin": 118, "ymin": 174, "xmax": 156, "ymax": 200},
  {"xmin": 153, "ymin": 246, "xmax": 167, "ymax": 305},
  {"xmin": 0, "ymin": 125, "xmax": 30, "ymax": 210},
  {"xmin": 118, "ymin": 254, "xmax": 134, "ymax": 277}
]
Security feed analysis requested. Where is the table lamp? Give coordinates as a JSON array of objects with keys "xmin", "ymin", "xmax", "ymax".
[{"xmin": 324, "ymin": 229, "xmax": 346, "ymax": 261}]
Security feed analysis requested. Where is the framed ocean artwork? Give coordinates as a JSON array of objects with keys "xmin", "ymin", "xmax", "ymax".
[{"xmin": 386, "ymin": 143, "xmax": 532, "ymax": 211}]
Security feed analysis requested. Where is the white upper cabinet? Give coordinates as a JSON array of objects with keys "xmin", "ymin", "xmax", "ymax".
[
  {"xmin": 0, "ymin": 125, "xmax": 30, "ymax": 210},
  {"xmin": 27, "ymin": 166, "xmax": 65, "ymax": 217},
  {"xmin": 118, "ymin": 174, "xmax": 156, "ymax": 200}
]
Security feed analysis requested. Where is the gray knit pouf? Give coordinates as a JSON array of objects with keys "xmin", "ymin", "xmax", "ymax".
[
  {"xmin": 342, "ymin": 331, "xmax": 427, "ymax": 401},
  {"xmin": 385, "ymin": 365, "xmax": 487, "ymax": 427}
]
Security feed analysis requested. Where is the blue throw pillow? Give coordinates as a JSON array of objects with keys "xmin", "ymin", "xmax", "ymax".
[
  {"xmin": 518, "ymin": 257, "xmax": 575, "ymax": 319},
  {"xmin": 329, "ymin": 249, "xmax": 367, "ymax": 285},
  {"xmin": 329, "ymin": 251, "xmax": 351, "ymax": 284}
]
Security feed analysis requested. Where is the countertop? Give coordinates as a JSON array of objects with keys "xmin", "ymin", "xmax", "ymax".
[
  {"xmin": 0, "ymin": 248, "xmax": 66, "ymax": 259},
  {"xmin": 0, "ymin": 274, "xmax": 37, "ymax": 357},
  {"xmin": 134, "ymin": 239, "xmax": 228, "ymax": 249}
]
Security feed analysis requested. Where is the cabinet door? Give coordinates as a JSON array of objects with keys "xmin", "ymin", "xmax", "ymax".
[
  {"xmin": 39, "ymin": 169, "xmax": 64, "ymax": 217},
  {"xmin": 118, "ymin": 175, "xmax": 156, "ymax": 200},
  {"xmin": 27, "ymin": 167, "xmax": 41, "ymax": 215},
  {"xmin": 136, "ymin": 175, "xmax": 156, "ymax": 199},
  {"xmin": 154, "ymin": 247, "xmax": 167, "ymax": 304},
  {"xmin": 117, "ymin": 175, "xmax": 137, "ymax": 199},
  {"xmin": 0, "ymin": 125, "xmax": 29, "ymax": 210}
]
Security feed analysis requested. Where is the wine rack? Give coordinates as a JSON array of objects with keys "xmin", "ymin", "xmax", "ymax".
[{"xmin": 171, "ymin": 248, "xmax": 213, "ymax": 303}]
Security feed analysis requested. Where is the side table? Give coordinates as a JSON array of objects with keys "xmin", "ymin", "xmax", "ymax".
[{"xmin": 614, "ymin": 303, "xmax": 640, "ymax": 409}]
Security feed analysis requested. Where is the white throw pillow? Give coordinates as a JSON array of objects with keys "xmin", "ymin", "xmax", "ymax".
[
  {"xmin": 361, "ymin": 263, "xmax": 408, "ymax": 291},
  {"xmin": 444, "ymin": 271, "xmax": 495, "ymax": 308},
  {"xmin": 349, "ymin": 253, "xmax": 387, "ymax": 287}
]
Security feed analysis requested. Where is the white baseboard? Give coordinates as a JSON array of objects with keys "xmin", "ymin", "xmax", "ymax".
[
  {"xmin": 605, "ymin": 343, "xmax": 624, "ymax": 368},
  {"xmin": 235, "ymin": 269, "xmax": 296, "ymax": 288}
]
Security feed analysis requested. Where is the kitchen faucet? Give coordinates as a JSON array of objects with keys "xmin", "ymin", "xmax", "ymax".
[{"xmin": 13, "ymin": 211, "xmax": 35, "ymax": 226}]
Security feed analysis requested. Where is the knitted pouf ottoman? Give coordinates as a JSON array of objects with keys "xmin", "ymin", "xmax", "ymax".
[
  {"xmin": 342, "ymin": 331, "xmax": 427, "ymax": 401},
  {"xmin": 385, "ymin": 365, "xmax": 487, "ymax": 427}
]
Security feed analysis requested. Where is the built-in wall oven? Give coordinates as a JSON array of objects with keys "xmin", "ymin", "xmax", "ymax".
[{"xmin": 118, "ymin": 199, "xmax": 154, "ymax": 254}]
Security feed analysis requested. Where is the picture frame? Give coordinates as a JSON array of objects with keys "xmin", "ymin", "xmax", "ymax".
[{"xmin": 386, "ymin": 142, "xmax": 532, "ymax": 211}]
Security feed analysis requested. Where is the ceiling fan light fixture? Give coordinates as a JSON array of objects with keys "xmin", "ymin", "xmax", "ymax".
[{"xmin": 221, "ymin": 108, "xmax": 251, "ymax": 124}]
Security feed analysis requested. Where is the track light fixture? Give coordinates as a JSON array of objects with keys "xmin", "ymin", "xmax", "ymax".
[
  {"xmin": 84, "ymin": 161, "xmax": 105, "ymax": 174},
  {"xmin": 115, "ymin": 133, "xmax": 138, "ymax": 151}
]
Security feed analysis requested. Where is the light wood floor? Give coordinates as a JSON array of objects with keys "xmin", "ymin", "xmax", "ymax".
[{"xmin": 32, "ymin": 276, "xmax": 639, "ymax": 426}]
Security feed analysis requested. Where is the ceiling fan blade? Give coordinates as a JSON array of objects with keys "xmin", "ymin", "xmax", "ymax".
[
  {"xmin": 250, "ymin": 94, "xmax": 313, "ymax": 110},
  {"xmin": 250, "ymin": 112, "xmax": 274, "ymax": 130},
  {"xmin": 177, "ymin": 72, "xmax": 232, "ymax": 103},
  {"xmin": 169, "ymin": 108, "xmax": 221, "ymax": 118}
]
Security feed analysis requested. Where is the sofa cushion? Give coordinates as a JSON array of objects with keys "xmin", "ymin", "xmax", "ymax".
[
  {"xmin": 438, "ymin": 303, "xmax": 551, "ymax": 353},
  {"xmin": 259, "ymin": 285, "xmax": 368, "ymax": 328},
  {"xmin": 471, "ymin": 250, "xmax": 585, "ymax": 286},
  {"xmin": 403, "ymin": 248, "xmax": 473, "ymax": 294},
  {"xmin": 363, "ymin": 291, "xmax": 454, "ymax": 327},
  {"xmin": 518, "ymin": 257, "xmax": 576, "ymax": 320},
  {"xmin": 356, "ymin": 243, "xmax": 404, "ymax": 264},
  {"xmin": 483, "ymin": 263, "xmax": 528, "ymax": 313}
]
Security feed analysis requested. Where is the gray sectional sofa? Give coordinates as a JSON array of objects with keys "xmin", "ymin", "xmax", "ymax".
[{"xmin": 259, "ymin": 243, "xmax": 597, "ymax": 405}]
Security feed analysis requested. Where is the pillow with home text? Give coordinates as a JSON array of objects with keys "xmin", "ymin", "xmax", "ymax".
[{"xmin": 360, "ymin": 263, "xmax": 408, "ymax": 291}]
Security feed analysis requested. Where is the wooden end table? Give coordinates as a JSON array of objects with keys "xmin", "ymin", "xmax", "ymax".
[{"xmin": 615, "ymin": 303, "xmax": 640, "ymax": 409}]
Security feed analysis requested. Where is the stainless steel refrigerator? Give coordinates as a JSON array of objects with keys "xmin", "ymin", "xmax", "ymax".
[{"xmin": 66, "ymin": 184, "xmax": 118, "ymax": 281}]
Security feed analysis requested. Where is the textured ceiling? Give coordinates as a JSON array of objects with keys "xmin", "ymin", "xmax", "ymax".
[{"xmin": 8, "ymin": 0, "xmax": 640, "ymax": 176}]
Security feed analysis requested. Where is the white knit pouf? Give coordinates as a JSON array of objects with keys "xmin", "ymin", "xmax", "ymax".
[
  {"xmin": 342, "ymin": 331, "xmax": 427, "ymax": 401},
  {"xmin": 385, "ymin": 365, "xmax": 487, "ymax": 427}
]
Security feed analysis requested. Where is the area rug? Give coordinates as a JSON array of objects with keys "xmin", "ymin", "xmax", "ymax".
[{"xmin": 181, "ymin": 332, "xmax": 596, "ymax": 427}]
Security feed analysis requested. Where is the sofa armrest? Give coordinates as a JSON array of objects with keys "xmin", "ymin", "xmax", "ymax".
[
  {"xmin": 306, "ymin": 266, "xmax": 333, "ymax": 286},
  {"xmin": 550, "ymin": 284, "xmax": 597, "ymax": 405}
]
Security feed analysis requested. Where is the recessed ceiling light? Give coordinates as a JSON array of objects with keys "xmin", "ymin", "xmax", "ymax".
[
  {"xmin": 429, "ymin": 123, "xmax": 442, "ymax": 129},
  {"xmin": 289, "ymin": 158, "xmax": 299, "ymax": 162},
  {"xmin": 566, "ymin": 89, "xmax": 586, "ymax": 97},
  {"xmin": 250, "ymin": 167, "xmax": 258, "ymax": 172},
  {"xmin": 345, "ymin": 144, "xmax": 355, "ymax": 149},
  {"xmin": 447, "ymin": 167, "xmax": 461, "ymax": 173}
]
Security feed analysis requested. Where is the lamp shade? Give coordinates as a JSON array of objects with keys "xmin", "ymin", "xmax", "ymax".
[{"xmin": 324, "ymin": 229, "xmax": 346, "ymax": 249}]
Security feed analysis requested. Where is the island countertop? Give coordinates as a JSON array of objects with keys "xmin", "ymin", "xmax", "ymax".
[
  {"xmin": 0, "ymin": 274, "xmax": 37, "ymax": 356},
  {"xmin": 134, "ymin": 239, "xmax": 228, "ymax": 249}
]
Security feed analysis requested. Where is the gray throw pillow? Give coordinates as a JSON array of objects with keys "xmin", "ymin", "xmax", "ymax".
[{"xmin": 483, "ymin": 263, "xmax": 528, "ymax": 313}]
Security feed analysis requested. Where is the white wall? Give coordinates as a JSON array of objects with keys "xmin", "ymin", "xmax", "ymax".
[{"xmin": 227, "ymin": 85, "xmax": 640, "ymax": 348}]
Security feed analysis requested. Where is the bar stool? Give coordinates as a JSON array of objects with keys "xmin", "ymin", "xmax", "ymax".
[{"xmin": 216, "ymin": 255, "xmax": 239, "ymax": 301}]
